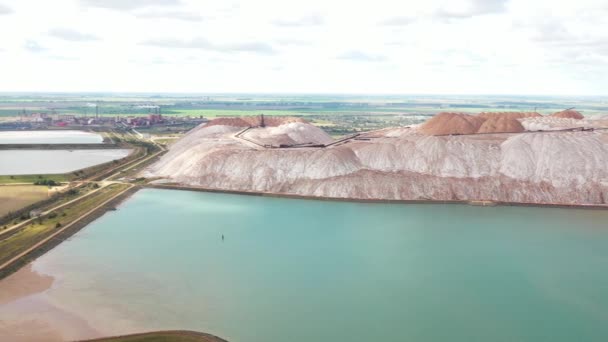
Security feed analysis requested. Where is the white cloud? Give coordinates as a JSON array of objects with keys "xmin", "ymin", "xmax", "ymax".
[
  {"xmin": 273, "ymin": 14, "xmax": 324, "ymax": 27},
  {"xmin": 134, "ymin": 9, "xmax": 204, "ymax": 22},
  {"xmin": 141, "ymin": 37, "xmax": 275, "ymax": 54},
  {"xmin": 0, "ymin": 4, "xmax": 12, "ymax": 14},
  {"xmin": 275, "ymin": 38, "xmax": 312, "ymax": 46},
  {"xmin": 49, "ymin": 28, "xmax": 100, "ymax": 41},
  {"xmin": 337, "ymin": 51, "xmax": 387, "ymax": 62},
  {"xmin": 379, "ymin": 16, "xmax": 415, "ymax": 26},
  {"xmin": 80, "ymin": 0, "xmax": 181, "ymax": 10},
  {"xmin": 435, "ymin": 0, "xmax": 507, "ymax": 19},
  {"xmin": 0, "ymin": 0, "xmax": 606, "ymax": 95},
  {"xmin": 24, "ymin": 40, "xmax": 47, "ymax": 53}
]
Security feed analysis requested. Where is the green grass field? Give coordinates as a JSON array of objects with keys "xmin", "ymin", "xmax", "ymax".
[
  {"xmin": 2, "ymin": 93, "xmax": 607, "ymax": 119},
  {"xmin": 0, "ymin": 174, "xmax": 69, "ymax": 184}
]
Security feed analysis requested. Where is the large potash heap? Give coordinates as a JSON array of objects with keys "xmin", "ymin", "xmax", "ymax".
[{"xmin": 145, "ymin": 113, "xmax": 608, "ymax": 206}]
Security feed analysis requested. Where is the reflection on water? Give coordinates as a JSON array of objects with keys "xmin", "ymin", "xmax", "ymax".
[
  {"xmin": 0, "ymin": 149, "xmax": 131, "ymax": 175},
  {"xmin": 0, "ymin": 130, "xmax": 103, "ymax": 144}
]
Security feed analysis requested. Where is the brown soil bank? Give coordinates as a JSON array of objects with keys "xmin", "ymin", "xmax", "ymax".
[
  {"xmin": 551, "ymin": 109, "xmax": 584, "ymax": 119},
  {"xmin": 79, "ymin": 330, "xmax": 228, "ymax": 342},
  {"xmin": 422, "ymin": 112, "xmax": 530, "ymax": 135},
  {"xmin": 419, "ymin": 112, "xmax": 486, "ymax": 135},
  {"xmin": 0, "ymin": 264, "xmax": 53, "ymax": 305},
  {"xmin": 477, "ymin": 116, "xmax": 525, "ymax": 134}
]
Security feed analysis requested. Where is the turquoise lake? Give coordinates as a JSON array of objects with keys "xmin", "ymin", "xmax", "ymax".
[{"xmin": 22, "ymin": 189, "xmax": 608, "ymax": 341}]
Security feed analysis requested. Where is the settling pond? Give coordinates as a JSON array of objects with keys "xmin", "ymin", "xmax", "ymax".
[
  {"xmin": 2, "ymin": 189, "xmax": 608, "ymax": 342},
  {"xmin": 0, "ymin": 130, "xmax": 103, "ymax": 144},
  {"xmin": 0, "ymin": 149, "xmax": 131, "ymax": 175}
]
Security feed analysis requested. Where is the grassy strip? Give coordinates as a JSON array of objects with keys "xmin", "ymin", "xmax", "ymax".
[
  {"xmin": 94, "ymin": 143, "xmax": 161, "ymax": 182},
  {"xmin": 0, "ymin": 174, "xmax": 70, "ymax": 184},
  {"xmin": 79, "ymin": 330, "xmax": 227, "ymax": 342},
  {"xmin": 109, "ymin": 148, "xmax": 166, "ymax": 181},
  {"xmin": 0, "ymin": 183, "xmax": 99, "ymax": 228},
  {"xmin": 0, "ymin": 185, "xmax": 137, "ymax": 280},
  {"xmin": 0, "ymin": 183, "xmax": 130, "ymax": 267}
]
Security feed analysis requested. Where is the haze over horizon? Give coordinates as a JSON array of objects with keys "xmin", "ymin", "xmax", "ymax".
[{"xmin": 1, "ymin": 0, "xmax": 607, "ymax": 95}]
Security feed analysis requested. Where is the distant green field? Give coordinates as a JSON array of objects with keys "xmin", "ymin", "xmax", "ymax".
[
  {"xmin": 167, "ymin": 109, "xmax": 313, "ymax": 117},
  {"xmin": 2, "ymin": 106, "xmax": 604, "ymax": 118},
  {"xmin": 0, "ymin": 174, "xmax": 69, "ymax": 184},
  {"xmin": 1, "ymin": 94, "xmax": 606, "ymax": 120}
]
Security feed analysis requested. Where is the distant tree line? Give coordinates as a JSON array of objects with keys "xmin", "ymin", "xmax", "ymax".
[{"xmin": 33, "ymin": 179, "xmax": 59, "ymax": 186}]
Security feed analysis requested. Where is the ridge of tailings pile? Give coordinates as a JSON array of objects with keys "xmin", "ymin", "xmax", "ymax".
[
  {"xmin": 551, "ymin": 109, "xmax": 584, "ymax": 119},
  {"xmin": 243, "ymin": 122, "xmax": 334, "ymax": 146},
  {"xmin": 419, "ymin": 112, "xmax": 486, "ymax": 135},
  {"xmin": 205, "ymin": 116, "xmax": 305, "ymax": 128},
  {"xmin": 420, "ymin": 112, "xmax": 530, "ymax": 135},
  {"xmin": 478, "ymin": 112, "xmax": 541, "ymax": 119},
  {"xmin": 520, "ymin": 115, "xmax": 590, "ymax": 131},
  {"xmin": 477, "ymin": 114, "xmax": 525, "ymax": 134},
  {"xmin": 145, "ymin": 115, "xmax": 608, "ymax": 206}
]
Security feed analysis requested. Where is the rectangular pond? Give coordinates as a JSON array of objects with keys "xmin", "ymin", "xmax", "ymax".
[
  {"xmin": 0, "ymin": 130, "xmax": 103, "ymax": 144},
  {"xmin": 1, "ymin": 189, "xmax": 607, "ymax": 342},
  {"xmin": 0, "ymin": 149, "xmax": 131, "ymax": 175}
]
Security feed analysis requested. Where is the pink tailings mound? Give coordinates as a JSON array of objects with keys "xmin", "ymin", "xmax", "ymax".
[
  {"xmin": 551, "ymin": 110, "xmax": 584, "ymax": 119},
  {"xmin": 419, "ymin": 112, "xmax": 486, "ymax": 135},
  {"xmin": 477, "ymin": 116, "xmax": 525, "ymax": 133}
]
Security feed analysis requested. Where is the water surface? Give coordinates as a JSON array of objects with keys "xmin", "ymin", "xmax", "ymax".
[
  {"xmin": 8, "ymin": 189, "xmax": 608, "ymax": 341},
  {"xmin": 0, "ymin": 130, "xmax": 103, "ymax": 144},
  {"xmin": 0, "ymin": 149, "xmax": 131, "ymax": 175}
]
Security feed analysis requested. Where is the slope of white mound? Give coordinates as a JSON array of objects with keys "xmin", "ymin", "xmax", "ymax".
[
  {"xmin": 243, "ymin": 122, "xmax": 334, "ymax": 146},
  {"xmin": 500, "ymin": 132, "xmax": 608, "ymax": 187},
  {"xmin": 145, "ymin": 118, "xmax": 608, "ymax": 205},
  {"xmin": 352, "ymin": 131, "xmax": 502, "ymax": 178},
  {"xmin": 520, "ymin": 117, "xmax": 587, "ymax": 131}
]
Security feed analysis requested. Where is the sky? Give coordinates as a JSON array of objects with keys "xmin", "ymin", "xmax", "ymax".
[{"xmin": 0, "ymin": 0, "xmax": 607, "ymax": 95}]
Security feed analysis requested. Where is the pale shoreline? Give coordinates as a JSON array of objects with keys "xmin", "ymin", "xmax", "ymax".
[
  {"xmin": 0, "ymin": 264, "xmax": 102, "ymax": 341},
  {"xmin": 0, "ymin": 264, "xmax": 54, "ymax": 306},
  {"xmin": 146, "ymin": 183, "xmax": 608, "ymax": 210}
]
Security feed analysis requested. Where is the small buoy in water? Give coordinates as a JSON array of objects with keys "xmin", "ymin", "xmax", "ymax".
[{"xmin": 221, "ymin": 234, "xmax": 224, "ymax": 241}]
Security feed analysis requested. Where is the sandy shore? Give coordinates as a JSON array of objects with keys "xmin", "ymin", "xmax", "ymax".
[
  {"xmin": 0, "ymin": 186, "xmax": 147, "ymax": 342},
  {"xmin": 0, "ymin": 263, "xmax": 227, "ymax": 342},
  {"xmin": 0, "ymin": 264, "xmax": 102, "ymax": 341},
  {"xmin": 0, "ymin": 265, "xmax": 54, "ymax": 305}
]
